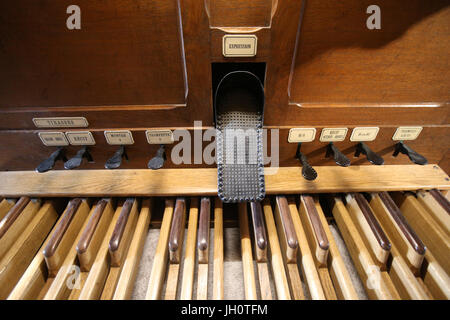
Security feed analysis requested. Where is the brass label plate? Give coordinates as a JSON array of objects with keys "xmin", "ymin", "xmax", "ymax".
[
  {"xmin": 38, "ymin": 132, "xmax": 69, "ymax": 146},
  {"xmin": 104, "ymin": 130, "xmax": 134, "ymax": 145},
  {"xmin": 33, "ymin": 117, "xmax": 88, "ymax": 128},
  {"xmin": 66, "ymin": 131, "xmax": 96, "ymax": 145},
  {"xmin": 392, "ymin": 127, "xmax": 423, "ymax": 141},
  {"xmin": 146, "ymin": 130, "xmax": 174, "ymax": 144},
  {"xmin": 319, "ymin": 128, "xmax": 348, "ymax": 142},
  {"xmin": 223, "ymin": 35, "xmax": 257, "ymax": 57},
  {"xmin": 288, "ymin": 128, "xmax": 316, "ymax": 143},
  {"xmin": 350, "ymin": 127, "xmax": 379, "ymax": 142}
]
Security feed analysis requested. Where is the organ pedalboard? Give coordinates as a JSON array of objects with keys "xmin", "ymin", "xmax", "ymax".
[{"xmin": 0, "ymin": 0, "xmax": 449, "ymax": 306}]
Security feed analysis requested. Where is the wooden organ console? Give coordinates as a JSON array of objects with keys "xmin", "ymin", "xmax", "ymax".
[{"xmin": 0, "ymin": 0, "xmax": 449, "ymax": 301}]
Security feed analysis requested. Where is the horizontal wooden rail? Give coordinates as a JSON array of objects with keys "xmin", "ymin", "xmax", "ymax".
[{"xmin": 0, "ymin": 165, "xmax": 448, "ymax": 197}]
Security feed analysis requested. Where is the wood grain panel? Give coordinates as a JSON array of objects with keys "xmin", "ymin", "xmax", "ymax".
[
  {"xmin": 289, "ymin": 0, "xmax": 450, "ymax": 104},
  {"xmin": 208, "ymin": 0, "xmax": 273, "ymax": 27},
  {"xmin": 0, "ymin": 125, "xmax": 448, "ymax": 171},
  {"xmin": 0, "ymin": 165, "xmax": 447, "ymax": 197},
  {"xmin": 0, "ymin": 1, "xmax": 186, "ymax": 109}
]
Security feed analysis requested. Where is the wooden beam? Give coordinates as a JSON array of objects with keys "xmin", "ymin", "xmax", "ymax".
[{"xmin": 0, "ymin": 165, "xmax": 448, "ymax": 197}]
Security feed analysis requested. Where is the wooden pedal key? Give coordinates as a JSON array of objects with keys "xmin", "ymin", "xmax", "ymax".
[
  {"xmin": 43, "ymin": 198, "xmax": 90, "ymax": 277},
  {"xmin": 165, "ymin": 197, "xmax": 186, "ymax": 299},
  {"xmin": 197, "ymin": 197, "xmax": 210, "ymax": 300}
]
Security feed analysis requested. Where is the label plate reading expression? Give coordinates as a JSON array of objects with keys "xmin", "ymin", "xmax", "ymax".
[
  {"xmin": 223, "ymin": 35, "xmax": 257, "ymax": 57},
  {"xmin": 350, "ymin": 127, "xmax": 379, "ymax": 142},
  {"xmin": 104, "ymin": 130, "xmax": 134, "ymax": 145},
  {"xmin": 288, "ymin": 128, "xmax": 316, "ymax": 143},
  {"xmin": 65, "ymin": 131, "xmax": 96, "ymax": 145},
  {"xmin": 146, "ymin": 130, "xmax": 174, "ymax": 144},
  {"xmin": 38, "ymin": 132, "xmax": 69, "ymax": 146}
]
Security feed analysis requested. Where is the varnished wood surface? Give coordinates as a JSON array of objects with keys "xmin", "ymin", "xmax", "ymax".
[
  {"xmin": 416, "ymin": 190, "xmax": 450, "ymax": 234},
  {"xmin": 345, "ymin": 194, "xmax": 391, "ymax": 266},
  {"xmin": 301, "ymin": 195, "xmax": 329, "ymax": 251},
  {"xmin": 331, "ymin": 197, "xmax": 401, "ymax": 299},
  {"xmin": 430, "ymin": 189, "xmax": 450, "ymax": 214},
  {"xmin": 212, "ymin": 198, "xmax": 224, "ymax": 300},
  {"xmin": 180, "ymin": 198, "xmax": 198, "ymax": 300},
  {"xmin": 378, "ymin": 192, "xmax": 426, "ymax": 256},
  {"xmin": 0, "ymin": 197, "xmax": 30, "ymax": 238},
  {"xmin": 274, "ymin": 196, "xmax": 298, "ymax": 263},
  {"xmin": 197, "ymin": 197, "xmax": 211, "ymax": 264},
  {"xmin": 238, "ymin": 203, "xmax": 257, "ymax": 300},
  {"xmin": 0, "ymin": 199, "xmax": 15, "ymax": 221},
  {"xmin": 168, "ymin": 198, "xmax": 186, "ymax": 264},
  {"xmin": 0, "ymin": 125, "xmax": 448, "ymax": 171},
  {"xmin": 78, "ymin": 204, "xmax": 123, "ymax": 299},
  {"xmin": 3, "ymin": 193, "xmax": 449, "ymax": 300},
  {"xmin": 0, "ymin": 165, "xmax": 447, "ymax": 197},
  {"xmin": 393, "ymin": 193, "xmax": 450, "ymax": 273},
  {"xmin": 249, "ymin": 201, "xmax": 268, "ymax": 261},
  {"xmin": 0, "ymin": 202, "xmax": 58, "ymax": 299},
  {"xmin": 0, "ymin": 1, "xmax": 186, "ymax": 109},
  {"xmin": 43, "ymin": 199, "xmax": 82, "ymax": 258},
  {"xmin": 207, "ymin": 0, "xmax": 272, "ymax": 27},
  {"xmin": 76, "ymin": 199, "xmax": 109, "ymax": 254},
  {"xmin": 262, "ymin": 199, "xmax": 291, "ymax": 300},
  {"xmin": 288, "ymin": 200, "xmax": 326, "ymax": 300},
  {"xmin": 289, "ymin": 1, "xmax": 450, "ymax": 104},
  {"xmin": 354, "ymin": 193, "xmax": 391, "ymax": 251},
  {"xmin": 109, "ymin": 199, "xmax": 134, "ymax": 253},
  {"xmin": 313, "ymin": 199, "xmax": 359, "ymax": 299},
  {"xmin": 43, "ymin": 204, "xmax": 95, "ymax": 300},
  {"xmin": 145, "ymin": 199, "xmax": 174, "ymax": 300}
]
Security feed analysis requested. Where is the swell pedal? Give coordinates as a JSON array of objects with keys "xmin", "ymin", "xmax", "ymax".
[{"xmin": 215, "ymin": 71, "xmax": 265, "ymax": 203}]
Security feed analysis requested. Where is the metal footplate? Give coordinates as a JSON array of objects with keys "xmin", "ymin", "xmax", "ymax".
[{"xmin": 215, "ymin": 71, "xmax": 266, "ymax": 203}]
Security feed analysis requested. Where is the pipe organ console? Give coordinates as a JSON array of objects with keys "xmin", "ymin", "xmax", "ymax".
[{"xmin": 0, "ymin": 0, "xmax": 449, "ymax": 301}]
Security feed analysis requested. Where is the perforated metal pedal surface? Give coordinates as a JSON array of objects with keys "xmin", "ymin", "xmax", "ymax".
[{"xmin": 216, "ymin": 111, "xmax": 265, "ymax": 202}]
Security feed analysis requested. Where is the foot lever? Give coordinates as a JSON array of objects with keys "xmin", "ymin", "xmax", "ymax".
[
  {"xmin": 105, "ymin": 146, "xmax": 128, "ymax": 169},
  {"xmin": 326, "ymin": 142, "xmax": 351, "ymax": 167},
  {"xmin": 354, "ymin": 142, "xmax": 384, "ymax": 165},
  {"xmin": 147, "ymin": 145, "xmax": 166, "ymax": 170},
  {"xmin": 36, "ymin": 147, "xmax": 67, "ymax": 173},
  {"xmin": 296, "ymin": 143, "xmax": 318, "ymax": 181},
  {"xmin": 393, "ymin": 141, "xmax": 427, "ymax": 165},
  {"xmin": 64, "ymin": 146, "xmax": 93, "ymax": 170}
]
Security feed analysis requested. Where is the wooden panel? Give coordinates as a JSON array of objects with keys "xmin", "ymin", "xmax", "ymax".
[
  {"xmin": 273, "ymin": 126, "xmax": 450, "ymax": 170},
  {"xmin": 0, "ymin": 165, "xmax": 447, "ymax": 197},
  {"xmin": 0, "ymin": 1, "xmax": 186, "ymax": 109},
  {"xmin": 208, "ymin": 0, "xmax": 273, "ymax": 27},
  {"xmin": 0, "ymin": 125, "xmax": 448, "ymax": 171},
  {"xmin": 290, "ymin": 0, "xmax": 450, "ymax": 104}
]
